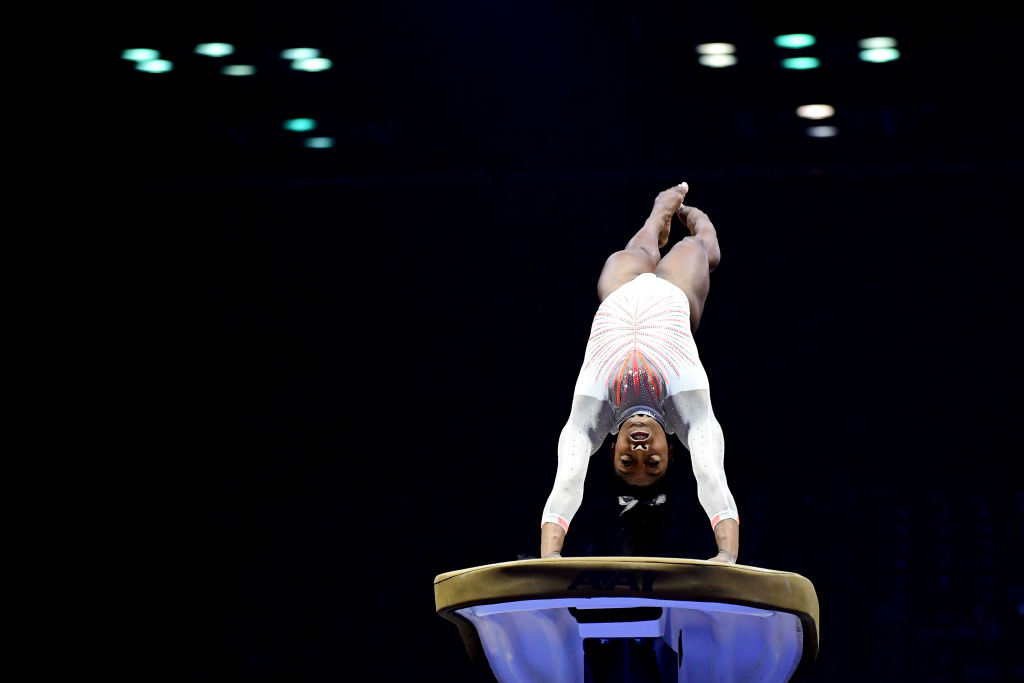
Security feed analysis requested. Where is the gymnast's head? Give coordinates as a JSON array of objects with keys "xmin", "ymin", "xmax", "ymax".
[{"xmin": 612, "ymin": 414, "xmax": 673, "ymax": 487}]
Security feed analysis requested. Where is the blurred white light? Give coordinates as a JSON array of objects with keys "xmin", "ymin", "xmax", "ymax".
[
  {"xmin": 860, "ymin": 48, "xmax": 900, "ymax": 63},
  {"xmin": 292, "ymin": 57, "xmax": 333, "ymax": 72},
  {"xmin": 304, "ymin": 137, "xmax": 335, "ymax": 149},
  {"xmin": 781, "ymin": 57, "xmax": 820, "ymax": 70},
  {"xmin": 281, "ymin": 48, "xmax": 320, "ymax": 60},
  {"xmin": 195, "ymin": 43, "xmax": 235, "ymax": 57},
  {"xmin": 122, "ymin": 48, "xmax": 160, "ymax": 62},
  {"xmin": 806, "ymin": 126, "xmax": 838, "ymax": 138},
  {"xmin": 698, "ymin": 54, "xmax": 737, "ymax": 68},
  {"xmin": 221, "ymin": 65, "xmax": 256, "ymax": 76},
  {"xmin": 696, "ymin": 43, "xmax": 736, "ymax": 55},
  {"xmin": 858, "ymin": 37, "xmax": 897, "ymax": 49},
  {"xmin": 136, "ymin": 59, "xmax": 173, "ymax": 73},
  {"xmin": 796, "ymin": 104, "xmax": 835, "ymax": 120}
]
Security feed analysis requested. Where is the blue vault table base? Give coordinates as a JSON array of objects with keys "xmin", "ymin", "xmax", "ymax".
[{"xmin": 434, "ymin": 557, "xmax": 819, "ymax": 683}]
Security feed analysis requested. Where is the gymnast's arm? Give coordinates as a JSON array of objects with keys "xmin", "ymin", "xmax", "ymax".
[
  {"xmin": 666, "ymin": 389, "xmax": 740, "ymax": 563},
  {"xmin": 540, "ymin": 395, "xmax": 613, "ymax": 558}
]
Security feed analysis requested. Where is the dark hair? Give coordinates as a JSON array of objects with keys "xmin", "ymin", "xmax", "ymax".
[
  {"xmin": 564, "ymin": 435, "xmax": 682, "ymax": 557},
  {"xmin": 612, "ymin": 452, "xmax": 675, "ymax": 556}
]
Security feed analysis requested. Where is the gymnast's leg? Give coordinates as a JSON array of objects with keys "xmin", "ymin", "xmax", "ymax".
[
  {"xmin": 654, "ymin": 202, "xmax": 721, "ymax": 333},
  {"xmin": 596, "ymin": 183, "xmax": 691, "ymax": 302},
  {"xmin": 654, "ymin": 200, "xmax": 738, "ymax": 561}
]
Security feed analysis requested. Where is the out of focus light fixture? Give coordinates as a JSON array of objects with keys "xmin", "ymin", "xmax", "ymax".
[
  {"xmin": 858, "ymin": 37, "xmax": 897, "ymax": 50},
  {"xmin": 221, "ymin": 65, "xmax": 256, "ymax": 76},
  {"xmin": 698, "ymin": 54, "xmax": 737, "ymax": 68},
  {"xmin": 281, "ymin": 48, "xmax": 321, "ymax": 60},
  {"xmin": 774, "ymin": 34, "xmax": 816, "ymax": 48},
  {"xmin": 696, "ymin": 42, "xmax": 737, "ymax": 67},
  {"xmin": 859, "ymin": 47, "xmax": 900, "ymax": 63},
  {"xmin": 291, "ymin": 57, "xmax": 333, "ymax": 72},
  {"xmin": 696, "ymin": 42, "xmax": 736, "ymax": 55},
  {"xmin": 782, "ymin": 57, "xmax": 820, "ymax": 70},
  {"xmin": 136, "ymin": 59, "xmax": 173, "ymax": 73},
  {"xmin": 796, "ymin": 104, "xmax": 835, "ymax": 120},
  {"xmin": 195, "ymin": 42, "xmax": 235, "ymax": 57},
  {"xmin": 283, "ymin": 118, "xmax": 318, "ymax": 132},
  {"xmin": 806, "ymin": 126, "xmax": 838, "ymax": 138},
  {"xmin": 122, "ymin": 48, "xmax": 160, "ymax": 62},
  {"xmin": 304, "ymin": 137, "xmax": 335, "ymax": 149}
]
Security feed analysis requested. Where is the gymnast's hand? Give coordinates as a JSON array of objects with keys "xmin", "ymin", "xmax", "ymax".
[
  {"xmin": 540, "ymin": 522, "xmax": 567, "ymax": 558},
  {"xmin": 707, "ymin": 551, "xmax": 737, "ymax": 564}
]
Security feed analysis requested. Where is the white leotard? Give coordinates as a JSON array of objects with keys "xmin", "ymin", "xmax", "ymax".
[{"xmin": 541, "ymin": 274, "xmax": 738, "ymax": 533}]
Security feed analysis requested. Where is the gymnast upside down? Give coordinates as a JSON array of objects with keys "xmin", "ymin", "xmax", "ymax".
[{"xmin": 540, "ymin": 182, "xmax": 740, "ymax": 563}]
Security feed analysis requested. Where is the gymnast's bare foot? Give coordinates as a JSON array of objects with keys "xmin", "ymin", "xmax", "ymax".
[{"xmin": 647, "ymin": 182, "xmax": 689, "ymax": 249}]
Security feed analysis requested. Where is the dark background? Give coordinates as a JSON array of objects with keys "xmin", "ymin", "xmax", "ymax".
[{"xmin": 110, "ymin": 1, "xmax": 1022, "ymax": 680}]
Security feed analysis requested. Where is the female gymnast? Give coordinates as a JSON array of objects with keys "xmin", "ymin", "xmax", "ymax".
[{"xmin": 540, "ymin": 182, "xmax": 740, "ymax": 563}]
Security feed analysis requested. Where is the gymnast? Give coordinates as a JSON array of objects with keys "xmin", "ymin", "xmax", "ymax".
[{"xmin": 540, "ymin": 182, "xmax": 739, "ymax": 563}]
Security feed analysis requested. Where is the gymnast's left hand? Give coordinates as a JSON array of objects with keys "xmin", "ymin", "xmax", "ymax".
[{"xmin": 707, "ymin": 551, "xmax": 737, "ymax": 564}]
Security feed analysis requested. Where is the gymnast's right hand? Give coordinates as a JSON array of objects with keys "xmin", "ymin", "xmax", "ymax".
[{"xmin": 540, "ymin": 522, "xmax": 566, "ymax": 558}]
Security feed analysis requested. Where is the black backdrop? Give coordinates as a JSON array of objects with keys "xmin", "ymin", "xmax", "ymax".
[{"xmin": 111, "ymin": 1, "xmax": 1022, "ymax": 680}]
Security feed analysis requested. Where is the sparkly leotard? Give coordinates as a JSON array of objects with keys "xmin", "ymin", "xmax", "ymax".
[{"xmin": 542, "ymin": 274, "xmax": 738, "ymax": 534}]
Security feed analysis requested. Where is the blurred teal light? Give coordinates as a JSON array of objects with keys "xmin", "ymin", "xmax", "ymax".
[
  {"xmin": 304, "ymin": 137, "xmax": 335, "ymax": 149},
  {"xmin": 221, "ymin": 65, "xmax": 256, "ymax": 76},
  {"xmin": 281, "ymin": 48, "xmax": 320, "ymax": 60},
  {"xmin": 292, "ymin": 57, "xmax": 332, "ymax": 72},
  {"xmin": 774, "ymin": 34, "xmax": 816, "ymax": 48},
  {"xmin": 781, "ymin": 57, "xmax": 820, "ymax": 70},
  {"xmin": 195, "ymin": 43, "xmax": 235, "ymax": 57},
  {"xmin": 136, "ymin": 59, "xmax": 173, "ymax": 73},
  {"xmin": 860, "ymin": 48, "xmax": 900, "ymax": 63},
  {"xmin": 284, "ymin": 118, "xmax": 318, "ymax": 132},
  {"xmin": 122, "ymin": 48, "xmax": 159, "ymax": 62}
]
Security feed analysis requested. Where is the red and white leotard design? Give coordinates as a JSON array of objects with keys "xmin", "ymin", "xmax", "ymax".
[{"xmin": 574, "ymin": 273, "xmax": 709, "ymax": 418}]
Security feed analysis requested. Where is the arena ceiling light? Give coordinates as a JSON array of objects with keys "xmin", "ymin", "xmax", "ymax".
[
  {"xmin": 135, "ymin": 59, "xmax": 173, "ymax": 73},
  {"xmin": 781, "ymin": 57, "xmax": 820, "ymax": 70},
  {"xmin": 796, "ymin": 104, "xmax": 835, "ymax": 120},
  {"xmin": 122, "ymin": 48, "xmax": 160, "ymax": 62},
  {"xmin": 283, "ymin": 118, "xmax": 318, "ymax": 132},
  {"xmin": 698, "ymin": 54, "xmax": 738, "ymax": 68},
  {"xmin": 860, "ymin": 48, "xmax": 900, "ymax": 63},
  {"xmin": 774, "ymin": 34, "xmax": 816, "ymax": 48},
  {"xmin": 195, "ymin": 43, "xmax": 235, "ymax": 57},
  {"xmin": 304, "ymin": 137, "xmax": 335, "ymax": 149},
  {"xmin": 291, "ymin": 57, "xmax": 333, "ymax": 72},
  {"xmin": 281, "ymin": 48, "xmax": 320, "ymax": 60},
  {"xmin": 221, "ymin": 65, "xmax": 256, "ymax": 76},
  {"xmin": 858, "ymin": 37, "xmax": 897, "ymax": 50},
  {"xmin": 696, "ymin": 42, "xmax": 737, "ymax": 67},
  {"xmin": 805, "ymin": 125, "xmax": 838, "ymax": 138},
  {"xmin": 696, "ymin": 43, "xmax": 736, "ymax": 55}
]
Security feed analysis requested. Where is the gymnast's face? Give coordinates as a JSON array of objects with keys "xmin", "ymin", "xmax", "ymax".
[{"xmin": 612, "ymin": 415, "xmax": 671, "ymax": 487}]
